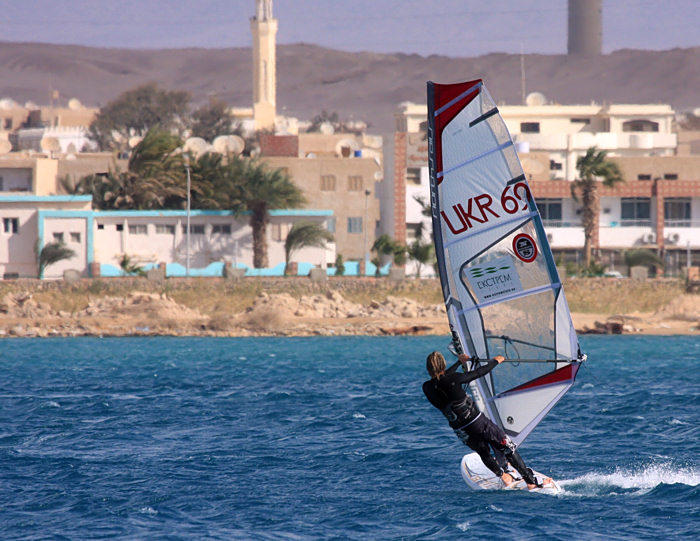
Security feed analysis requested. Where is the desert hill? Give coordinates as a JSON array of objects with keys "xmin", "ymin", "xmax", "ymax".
[{"xmin": 1, "ymin": 42, "xmax": 699, "ymax": 133}]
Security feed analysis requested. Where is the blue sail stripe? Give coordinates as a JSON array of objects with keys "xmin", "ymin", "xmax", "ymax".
[
  {"xmin": 456, "ymin": 282, "xmax": 561, "ymax": 315},
  {"xmin": 443, "ymin": 210, "xmax": 538, "ymax": 249},
  {"xmin": 437, "ymin": 141, "xmax": 512, "ymax": 179},
  {"xmin": 434, "ymin": 81, "xmax": 482, "ymax": 116}
]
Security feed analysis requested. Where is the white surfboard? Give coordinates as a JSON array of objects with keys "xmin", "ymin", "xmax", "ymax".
[{"xmin": 460, "ymin": 453, "xmax": 562, "ymax": 495}]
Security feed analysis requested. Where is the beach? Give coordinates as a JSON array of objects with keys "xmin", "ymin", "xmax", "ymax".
[{"xmin": 0, "ymin": 277, "xmax": 698, "ymax": 338}]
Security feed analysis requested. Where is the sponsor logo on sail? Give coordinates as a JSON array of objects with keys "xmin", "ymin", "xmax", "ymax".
[{"xmin": 464, "ymin": 255, "xmax": 524, "ymax": 303}]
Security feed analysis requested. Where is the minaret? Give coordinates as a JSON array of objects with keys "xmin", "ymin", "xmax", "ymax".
[{"xmin": 251, "ymin": 0, "xmax": 277, "ymax": 131}]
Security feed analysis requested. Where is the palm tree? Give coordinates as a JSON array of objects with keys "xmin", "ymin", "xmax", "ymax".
[
  {"xmin": 372, "ymin": 234, "xmax": 407, "ymax": 267},
  {"xmin": 230, "ymin": 160, "xmax": 306, "ymax": 268},
  {"xmin": 73, "ymin": 129, "xmax": 187, "ymax": 210},
  {"xmin": 283, "ymin": 221, "xmax": 334, "ymax": 275},
  {"xmin": 37, "ymin": 241, "xmax": 76, "ymax": 278},
  {"xmin": 572, "ymin": 147, "xmax": 623, "ymax": 267}
]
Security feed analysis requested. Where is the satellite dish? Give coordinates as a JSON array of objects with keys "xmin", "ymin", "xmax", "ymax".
[
  {"xmin": 319, "ymin": 122, "xmax": 335, "ymax": 135},
  {"xmin": 68, "ymin": 98, "xmax": 82, "ymax": 110},
  {"xmin": 183, "ymin": 137, "xmax": 209, "ymax": 157},
  {"xmin": 335, "ymin": 138, "xmax": 359, "ymax": 158},
  {"xmin": 40, "ymin": 137, "xmax": 61, "ymax": 153},
  {"xmin": 0, "ymin": 98, "xmax": 17, "ymax": 109},
  {"xmin": 212, "ymin": 134, "xmax": 245, "ymax": 155},
  {"xmin": 128, "ymin": 136, "xmax": 142, "ymax": 148},
  {"xmin": 525, "ymin": 92, "xmax": 547, "ymax": 106},
  {"xmin": 0, "ymin": 140, "xmax": 11, "ymax": 154}
]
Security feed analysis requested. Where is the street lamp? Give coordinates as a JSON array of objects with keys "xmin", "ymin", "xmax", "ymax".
[
  {"xmin": 364, "ymin": 188, "xmax": 371, "ymax": 269},
  {"xmin": 185, "ymin": 162, "xmax": 191, "ymax": 277}
]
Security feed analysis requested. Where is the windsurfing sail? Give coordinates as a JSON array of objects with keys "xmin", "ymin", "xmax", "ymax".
[{"xmin": 427, "ymin": 79, "xmax": 584, "ymax": 447}]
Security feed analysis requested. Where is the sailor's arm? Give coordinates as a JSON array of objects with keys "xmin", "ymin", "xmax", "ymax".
[{"xmin": 456, "ymin": 355, "xmax": 505, "ymax": 383}]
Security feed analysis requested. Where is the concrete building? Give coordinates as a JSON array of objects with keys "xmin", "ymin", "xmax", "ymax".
[
  {"xmin": 390, "ymin": 97, "xmax": 700, "ymax": 276},
  {"xmin": 259, "ymin": 132, "xmax": 383, "ymax": 263}
]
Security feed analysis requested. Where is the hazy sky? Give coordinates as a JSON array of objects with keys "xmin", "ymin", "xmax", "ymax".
[{"xmin": 2, "ymin": 0, "xmax": 698, "ymax": 56}]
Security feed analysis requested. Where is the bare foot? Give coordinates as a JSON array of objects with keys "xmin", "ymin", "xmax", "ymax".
[{"xmin": 501, "ymin": 472, "xmax": 515, "ymax": 487}]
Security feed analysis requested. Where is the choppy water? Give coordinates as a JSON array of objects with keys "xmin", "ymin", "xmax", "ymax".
[{"xmin": 0, "ymin": 336, "xmax": 698, "ymax": 539}]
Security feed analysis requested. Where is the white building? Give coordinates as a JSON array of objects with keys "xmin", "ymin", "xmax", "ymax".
[{"xmin": 390, "ymin": 96, "xmax": 700, "ymax": 276}]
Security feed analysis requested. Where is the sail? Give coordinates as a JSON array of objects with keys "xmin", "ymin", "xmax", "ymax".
[{"xmin": 427, "ymin": 79, "xmax": 584, "ymax": 446}]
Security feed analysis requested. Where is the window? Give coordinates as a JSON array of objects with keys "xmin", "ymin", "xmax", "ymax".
[
  {"xmin": 129, "ymin": 224, "xmax": 148, "ymax": 235},
  {"xmin": 622, "ymin": 120, "xmax": 659, "ymax": 132},
  {"xmin": 664, "ymin": 198, "xmax": 691, "ymax": 227},
  {"xmin": 520, "ymin": 122, "xmax": 540, "ymax": 133},
  {"xmin": 0, "ymin": 177, "xmax": 3, "ymax": 191},
  {"xmin": 3, "ymin": 217, "xmax": 19, "ymax": 234},
  {"xmin": 637, "ymin": 174, "xmax": 652, "ymax": 181},
  {"xmin": 212, "ymin": 224, "xmax": 231, "ymax": 234},
  {"xmin": 116, "ymin": 224, "xmax": 124, "ymax": 231},
  {"xmin": 620, "ymin": 197, "xmax": 651, "ymax": 226},
  {"xmin": 182, "ymin": 225, "xmax": 205, "ymax": 234},
  {"xmin": 664, "ymin": 173, "xmax": 678, "ymax": 180},
  {"xmin": 53, "ymin": 232, "xmax": 64, "ymax": 242},
  {"xmin": 406, "ymin": 168, "xmax": 421, "ymax": 186},
  {"xmin": 549, "ymin": 160, "xmax": 563, "ymax": 171},
  {"xmin": 326, "ymin": 217, "xmax": 336, "ymax": 233},
  {"xmin": 3, "ymin": 117, "xmax": 11, "ymax": 129},
  {"xmin": 97, "ymin": 224, "xmax": 105, "ymax": 230},
  {"xmin": 537, "ymin": 198, "xmax": 563, "ymax": 226},
  {"xmin": 271, "ymin": 223, "xmax": 282, "ymax": 242},
  {"xmin": 70, "ymin": 232, "xmax": 81, "ymax": 243},
  {"xmin": 347, "ymin": 175, "xmax": 363, "ymax": 191},
  {"xmin": 571, "ymin": 118, "xmax": 590, "ymax": 125},
  {"xmin": 320, "ymin": 174, "xmax": 336, "ymax": 191},
  {"xmin": 347, "ymin": 217, "xmax": 363, "ymax": 234},
  {"xmin": 156, "ymin": 224, "xmax": 175, "ymax": 234}
]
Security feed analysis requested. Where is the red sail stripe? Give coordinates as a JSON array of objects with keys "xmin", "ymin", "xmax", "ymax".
[
  {"xmin": 504, "ymin": 363, "xmax": 579, "ymax": 394},
  {"xmin": 431, "ymin": 79, "xmax": 482, "ymax": 184}
]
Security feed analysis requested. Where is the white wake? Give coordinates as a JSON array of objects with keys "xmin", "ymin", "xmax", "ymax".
[{"xmin": 559, "ymin": 463, "xmax": 700, "ymax": 496}]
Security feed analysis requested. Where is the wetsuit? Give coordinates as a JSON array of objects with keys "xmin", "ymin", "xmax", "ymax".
[{"xmin": 422, "ymin": 359, "xmax": 538, "ymax": 486}]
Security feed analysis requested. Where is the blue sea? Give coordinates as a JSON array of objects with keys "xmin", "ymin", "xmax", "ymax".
[{"xmin": 0, "ymin": 336, "xmax": 698, "ymax": 540}]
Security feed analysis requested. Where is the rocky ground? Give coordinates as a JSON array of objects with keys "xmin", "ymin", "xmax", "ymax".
[{"xmin": 1, "ymin": 287, "xmax": 698, "ymax": 338}]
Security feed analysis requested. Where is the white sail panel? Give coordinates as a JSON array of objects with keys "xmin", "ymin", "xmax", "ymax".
[{"xmin": 427, "ymin": 79, "xmax": 584, "ymax": 446}]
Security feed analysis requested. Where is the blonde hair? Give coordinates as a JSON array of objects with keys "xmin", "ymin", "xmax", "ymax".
[{"xmin": 426, "ymin": 351, "xmax": 446, "ymax": 379}]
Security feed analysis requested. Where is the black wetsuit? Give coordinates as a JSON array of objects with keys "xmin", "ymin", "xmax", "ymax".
[{"xmin": 422, "ymin": 359, "xmax": 538, "ymax": 485}]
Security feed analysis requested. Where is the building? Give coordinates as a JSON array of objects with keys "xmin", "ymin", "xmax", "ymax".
[
  {"xmin": 390, "ymin": 96, "xmax": 700, "ymax": 276},
  {"xmin": 0, "ymin": 193, "xmax": 334, "ymax": 279},
  {"xmin": 259, "ymin": 132, "xmax": 382, "ymax": 264}
]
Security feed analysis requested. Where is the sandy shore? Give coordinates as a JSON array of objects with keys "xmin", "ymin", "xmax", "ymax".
[{"xmin": 0, "ymin": 287, "xmax": 698, "ymax": 338}]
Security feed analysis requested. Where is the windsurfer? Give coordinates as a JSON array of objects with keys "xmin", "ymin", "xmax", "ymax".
[{"xmin": 422, "ymin": 351, "xmax": 545, "ymax": 489}]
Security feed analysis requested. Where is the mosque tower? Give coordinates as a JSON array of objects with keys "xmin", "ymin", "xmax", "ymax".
[{"xmin": 251, "ymin": 0, "xmax": 277, "ymax": 131}]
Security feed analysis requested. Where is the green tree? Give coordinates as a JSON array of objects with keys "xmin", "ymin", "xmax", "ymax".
[
  {"xmin": 372, "ymin": 234, "xmax": 407, "ymax": 267},
  {"xmin": 623, "ymin": 249, "xmax": 663, "ymax": 269},
  {"xmin": 37, "ymin": 241, "xmax": 76, "ymax": 279},
  {"xmin": 190, "ymin": 98, "xmax": 234, "ymax": 142},
  {"xmin": 74, "ymin": 129, "xmax": 187, "ymax": 210},
  {"xmin": 283, "ymin": 221, "xmax": 334, "ymax": 275},
  {"xmin": 227, "ymin": 160, "xmax": 306, "ymax": 268},
  {"xmin": 572, "ymin": 147, "xmax": 623, "ymax": 267},
  {"xmin": 408, "ymin": 195, "xmax": 436, "ymax": 277},
  {"xmin": 334, "ymin": 254, "xmax": 345, "ymax": 276},
  {"xmin": 119, "ymin": 254, "xmax": 146, "ymax": 276},
  {"xmin": 88, "ymin": 83, "xmax": 190, "ymax": 150}
]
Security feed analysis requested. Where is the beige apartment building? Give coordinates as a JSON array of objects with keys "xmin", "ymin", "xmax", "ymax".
[{"xmin": 259, "ymin": 132, "xmax": 383, "ymax": 263}]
